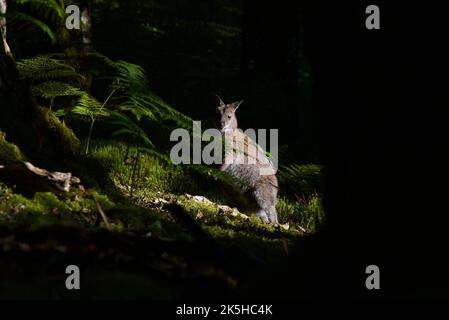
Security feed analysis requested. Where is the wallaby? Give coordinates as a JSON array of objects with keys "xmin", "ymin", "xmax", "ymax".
[{"xmin": 214, "ymin": 95, "xmax": 279, "ymax": 224}]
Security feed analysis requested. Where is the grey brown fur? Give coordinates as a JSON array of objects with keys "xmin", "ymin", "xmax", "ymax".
[{"xmin": 215, "ymin": 95, "xmax": 278, "ymax": 224}]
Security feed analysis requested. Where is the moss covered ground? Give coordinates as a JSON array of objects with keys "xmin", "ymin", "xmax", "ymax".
[{"xmin": 0, "ymin": 138, "xmax": 324, "ymax": 299}]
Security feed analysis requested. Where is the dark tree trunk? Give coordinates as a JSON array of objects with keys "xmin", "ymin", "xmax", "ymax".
[
  {"xmin": 73, "ymin": 0, "xmax": 94, "ymax": 92},
  {"xmin": 79, "ymin": 0, "xmax": 93, "ymax": 53},
  {"xmin": 0, "ymin": 36, "xmax": 80, "ymax": 170}
]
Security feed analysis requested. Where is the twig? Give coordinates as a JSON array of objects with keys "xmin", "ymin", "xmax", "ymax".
[
  {"xmin": 94, "ymin": 197, "xmax": 112, "ymax": 231},
  {"xmin": 130, "ymin": 150, "xmax": 140, "ymax": 197}
]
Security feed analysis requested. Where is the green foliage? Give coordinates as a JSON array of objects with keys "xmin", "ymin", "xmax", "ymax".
[
  {"xmin": 16, "ymin": 54, "xmax": 84, "ymax": 81},
  {"xmin": 17, "ymin": 54, "xmax": 86, "ymax": 112},
  {"xmin": 276, "ymin": 164, "xmax": 325, "ymax": 232},
  {"xmin": 16, "ymin": 52, "xmax": 197, "ymax": 159},
  {"xmin": 17, "ymin": 54, "xmax": 109, "ymax": 154},
  {"xmin": 0, "ymin": 183, "xmax": 88, "ymax": 223},
  {"xmin": 8, "ymin": 11, "xmax": 57, "ymax": 44},
  {"xmin": 14, "ymin": 0, "xmax": 69, "ymax": 23},
  {"xmin": 70, "ymin": 90, "xmax": 115, "ymax": 154},
  {"xmin": 87, "ymin": 140, "xmax": 323, "ymax": 233},
  {"xmin": 277, "ymin": 195, "xmax": 325, "ymax": 233},
  {"xmin": 109, "ymin": 111, "xmax": 154, "ymax": 148},
  {"xmin": 89, "ymin": 140, "xmax": 194, "ymax": 195},
  {"xmin": 7, "ymin": 0, "xmax": 72, "ymax": 47},
  {"xmin": 95, "ymin": 54, "xmax": 194, "ymax": 129},
  {"xmin": 31, "ymin": 81, "xmax": 83, "ymax": 99},
  {"xmin": 278, "ymin": 164, "xmax": 323, "ymax": 197}
]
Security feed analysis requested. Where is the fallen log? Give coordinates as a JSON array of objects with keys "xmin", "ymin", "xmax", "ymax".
[{"xmin": 0, "ymin": 161, "xmax": 81, "ymax": 195}]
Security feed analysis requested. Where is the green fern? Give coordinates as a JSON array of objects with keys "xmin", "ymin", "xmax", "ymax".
[
  {"xmin": 17, "ymin": 54, "xmax": 84, "ymax": 81},
  {"xmin": 17, "ymin": 54, "xmax": 87, "ymax": 112},
  {"xmin": 278, "ymin": 164, "xmax": 324, "ymax": 196},
  {"xmin": 109, "ymin": 111, "xmax": 154, "ymax": 148},
  {"xmin": 113, "ymin": 59, "xmax": 193, "ymax": 128},
  {"xmin": 8, "ymin": 11, "xmax": 57, "ymax": 44},
  {"xmin": 15, "ymin": 0, "xmax": 68, "ymax": 23},
  {"xmin": 8, "ymin": 0, "xmax": 71, "ymax": 44},
  {"xmin": 92, "ymin": 53, "xmax": 194, "ymax": 129},
  {"xmin": 72, "ymin": 91, "xmax": 115, "ymax": 155},
  {"xmin": 31, "ymin": 81, "xmax": 83, "ymax": 99}
]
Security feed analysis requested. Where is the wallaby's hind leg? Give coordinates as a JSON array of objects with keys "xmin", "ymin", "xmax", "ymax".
[{"xmin": 254, "ymin": 176, "xmax": 279, "ymax": 224}]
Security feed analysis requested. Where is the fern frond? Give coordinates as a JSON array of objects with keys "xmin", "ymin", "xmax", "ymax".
[
  {"xmin": 278, "ymin": 164, "xmax": 323, "ymax": 196},
  {"xmin": 113, "ymin": 60, "xmax": 149, "ymax": 92},
  {"xmin": 31, "ymin": 81, "xmax": 83, "ymax": 99},
  {"xmin": 15, "ymin": 0, "xmax": 67, "ymax": 24},
  {"xmin": 8, "ymin": 11, "xmax": 57, "ymax": 43},
  {"xmin": 17, "ymin": 55, "xmax": 84, "ymax": 81},
  {"xmin": 93, "ymin": 55, "xmax": 194, "ymax": 129},
  {"xmin": 71, "ymin": 93, "xmax": 110, "ymax": 119},
  {"xmin": 109, "ymin": 111, "xmax": 154, "ymax": 148}
]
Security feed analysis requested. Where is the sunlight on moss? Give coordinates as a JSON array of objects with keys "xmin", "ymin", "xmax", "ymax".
[
  {"xmin": 0, "ymin": 132, "xmax": 24, "ymax": 165},
  {"xmin": 36, "ymin": 106, "xmax": 81, "ymax": 155}
]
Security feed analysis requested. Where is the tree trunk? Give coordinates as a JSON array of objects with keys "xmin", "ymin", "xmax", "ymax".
[
  {"xmin": 64, "ymin": 0, "xmax": 94, "ymax": 93},
  {"xmin": 79, "ymin": 0, "xmax": 93, "ymax": 54}
]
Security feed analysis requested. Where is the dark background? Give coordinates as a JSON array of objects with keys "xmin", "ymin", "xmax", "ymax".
[
  {"xmin": 301, "ymin": 1, "xmax": 448, "ymax": 298},
  {"xmin": 1, "ymin": 0, "xmax": 448, "ymax": 300}
]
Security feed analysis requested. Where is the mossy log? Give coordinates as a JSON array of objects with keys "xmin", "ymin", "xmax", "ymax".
[{"xmin": 0, "ymin": 161, "xmax": 81, "ymax": 196}]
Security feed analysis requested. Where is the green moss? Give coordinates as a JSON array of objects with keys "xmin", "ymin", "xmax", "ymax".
[
  {"xmin": 1, "ymin": 137, "xmax": 318, "ymax": 261},
  {"xmin": 176, "ymin": 194, "xmax": 302, "ymax": 239},
  {"xmin": 277, "ymin": 195, "xmax": 325, "ymax": 233},
  {"xmin": 0, "ymin": 183, "xmax": 105, "ymax": 225},
  {"xmin": 0, "ymin": 131, "xmax": 25, "ymax": 165},
  {"xmin": 89, "ymin": 140, "xmax": 202, "ymax": 195},
  {"xmin": 35, "ymin": 106, "xmax": 81, "ymax": 155},
  {"xmin": 0, "ymin": 181, "xmax": 191, "ymax": 240}
]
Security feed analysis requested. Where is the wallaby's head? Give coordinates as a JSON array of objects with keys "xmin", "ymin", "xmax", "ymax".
[{"xmin": 213, "ymin": 95, "xmax": 244, "ymax": 132}]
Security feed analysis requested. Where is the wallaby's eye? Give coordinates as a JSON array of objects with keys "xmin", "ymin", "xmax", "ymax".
[{"xmin": 227, "ymin": 115, "xmax": 232, "ymax": 119}]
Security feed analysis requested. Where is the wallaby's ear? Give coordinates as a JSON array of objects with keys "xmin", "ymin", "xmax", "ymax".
[
  {"xmin": 233, "ymin": 100, "xmax": 244, "ymax": 112},
  {"xmin": 212, "ymin": 94, "xmax": 225, "ymax": 107}
]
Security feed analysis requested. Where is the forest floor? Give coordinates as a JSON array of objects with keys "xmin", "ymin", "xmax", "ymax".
[{"xmin": 0, "ymin": 139, "xmax": 322, "ymax": 299}]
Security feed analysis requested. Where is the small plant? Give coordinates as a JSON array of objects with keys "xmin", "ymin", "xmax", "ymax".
[
  {"xmin": 72, "ymin": 90, "xmax": 116, "ymax": 155},
  {"xmin": 17, "ymin": 54, "xmax": 86, "ymax": 111}
]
